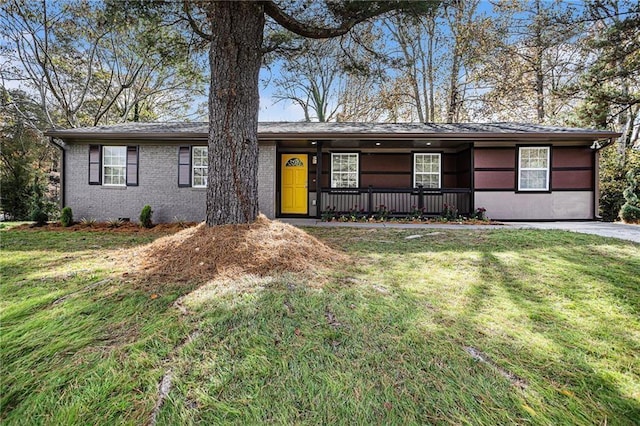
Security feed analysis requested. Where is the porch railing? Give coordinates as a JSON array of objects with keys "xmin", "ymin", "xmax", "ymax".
[{"xmin": 319, "ymin": 186, "xmax": 472, "ymax": 217}]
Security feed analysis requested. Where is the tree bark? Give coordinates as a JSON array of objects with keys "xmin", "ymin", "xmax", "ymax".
[{"xmin": 206, "ymin": 2, "xmax": 264, "ymax": 225}]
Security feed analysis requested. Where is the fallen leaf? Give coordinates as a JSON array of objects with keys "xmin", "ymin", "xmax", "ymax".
[
  {"xmin": 522, "ymin": 404, "xmax": 536, "ymax": 416},
  {"xmin": 383, "ymin": 402, "xmax": 392, "ymax": 411},
  {"xmin": 294, "ymin": 328, "xmax": 301, "ymax": 336},
  {"xmin": 559, "ymin": 389, "xmax": 575, "ymax": 397},
  {"xmin": 150, "ymin": 293, "xmax": 159, "ymax": 299}
]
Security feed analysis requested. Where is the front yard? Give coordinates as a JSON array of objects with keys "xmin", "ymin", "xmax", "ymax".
[{"xmin": 1, "ymin": 225, "xmax": 638, "ymax": 424}]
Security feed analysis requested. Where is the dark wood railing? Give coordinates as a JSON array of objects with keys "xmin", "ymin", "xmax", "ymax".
[{"xmin": 318, "ymin": 186, "xmax": 472, "ymax": 217}]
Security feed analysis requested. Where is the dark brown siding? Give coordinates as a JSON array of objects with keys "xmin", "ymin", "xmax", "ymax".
[
  {"xmin": 456, "ymin": 148, "xmax": 472, "ymax": 187},
  {"xmin": 362, "ymin": 174, "xmax": 411, "ymax": 187},
  {"xmin": 474, "ymin": 171, "xmax": 516, "ymax": 190},
  {"xmin": 361, "ymin": 153, "xmax": 411, "ymax": 172},
  {"xmin": 551, "ymin": 147, "xmax": 594, "ymax": 190},
  {"xmin": 305, "ymin": 150, "xmax": 472, "ymax": 190},
  {"xmin": 552, "ymin": 147, "xmax": 592, "ymax": 168},
  {"xmin": 474, "ymin": 148, "xmax": 516, "ymax": 190},
  {"xmin": 552, "ymin": 170, "xmax": 593, "ymax": 189},
  {"xmin": 473, "ymin": 146, "xmax": 594, "ymax": 192},
  {"xmin": 474, "ymin": 148, "xmax": 516, "ymax": 169}
]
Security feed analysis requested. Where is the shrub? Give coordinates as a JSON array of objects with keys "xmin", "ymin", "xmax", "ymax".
[
  {"xmin": 321, "ymin": 206, "xmax": 337, "ymax": 222},
  {"xmin": 30, "ymin": 206, "xmax": 48, "ymax": 226},
  {"xmin": 472, "ymin": 207, "xmax": 487, "ymax": 221},
  {"xmin": 619, "ymin": 169, "xmax": 640, "ymax": 223},
  {"xmin": 620, "ymin": 204, "xmax": 640, "ymax": 223},
  {"xmin": 441, "ymin": 203, "xmax": 459, "ymax": 221},
  {"xmin": 374, "ymin": 204, "xmax": 390, "ymax": 221},
  {"xmin": 106, "ymin": 218, "xmax": 124, "ymax": 228},
  {"xmin": 60, "ymin": 207, "xmax": 73, "ymax": 227},
  {"xmin": 80, "ymin": 217, "xmax": 96, "ymax": 226},
  {"xmin": 599, "ymin": 148, "xmax": 640, "ymax": 221},
  {"xmin": 139, "ymin": 205, "xmax": 153, "ymax": 228}
]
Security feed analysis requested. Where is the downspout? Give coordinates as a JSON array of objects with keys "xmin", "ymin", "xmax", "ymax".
[{"xmin": 48, "ymin": 137, "xmax": 66, "ymax": 209}]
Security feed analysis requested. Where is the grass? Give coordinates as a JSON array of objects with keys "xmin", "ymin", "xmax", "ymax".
[{"xmin": 1, "ymin": 226, "xmax": 639, "ymax": 424}]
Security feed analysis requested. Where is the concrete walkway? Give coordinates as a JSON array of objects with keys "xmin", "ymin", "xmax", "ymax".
[{"xmin": 279, "ymin": 218, "xmax": 640, "ymax": 244}]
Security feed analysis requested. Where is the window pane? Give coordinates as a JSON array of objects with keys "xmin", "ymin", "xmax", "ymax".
[
  {"xmin": 102, "ymin": 147, "xmax": 126, "ymax": 185},
  {"xmin": 331, "ymin": 153, "xmax": 358, "ymax": 188},
  {"xmin": 520, "ymin": 170, "xmax": 547, "ymax": 189},
  {"xmin": 414, "ymin": 154, "xmax": 440, "ymax": 188},
  {"xmin": 519, "ymin": 147, "xmax": 549, "ymax": 190},
  {"xmin": 192, "ymin": 147, "xmax": 208, "ymax": 187}
]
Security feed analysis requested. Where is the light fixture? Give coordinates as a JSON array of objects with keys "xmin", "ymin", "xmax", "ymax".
[
  {"xmin": 311, "ymin": 141, "xmax": 317, "ymax": 145},
  {"xmin": 426, "ymin": 142, "xmax": 432, "ymax": 146},
  {"xmin": 375, "ymin": 142, "xmax": 381, "ymax": 146}
]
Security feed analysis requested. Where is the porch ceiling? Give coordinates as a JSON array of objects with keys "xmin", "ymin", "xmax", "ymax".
[{"xmin": 276, "ymin": 139, "xmax": 470, "ymax": 149}]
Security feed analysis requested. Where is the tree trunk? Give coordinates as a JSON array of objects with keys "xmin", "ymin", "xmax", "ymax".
[{"xmin": 206, "ymin": 2, "xmax": 264, "ymax": 225}]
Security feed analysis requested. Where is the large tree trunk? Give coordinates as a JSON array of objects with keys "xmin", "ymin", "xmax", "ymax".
[{"xmin": 206, "ymin": 2, "xmax": 264, "ymax": 225}]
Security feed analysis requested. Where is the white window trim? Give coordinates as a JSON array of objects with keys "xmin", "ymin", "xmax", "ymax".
[
  {"xmin": 330, "ymin": 152, "xmax": 359, "ymax": 188},
  {"xmin": 518, "ymin": 146, "xmax": 550, "ymax": 191},
  {"xmin": 413, "ymin": 153, "xmax": 441, "ymax": 189},
  {"xmin": 102, "ymin": 146, "xmax": 126, "ymax": 187},
  {"xmin": 192, "ymin": 146, "xmax": 208, "ymax": 188}
]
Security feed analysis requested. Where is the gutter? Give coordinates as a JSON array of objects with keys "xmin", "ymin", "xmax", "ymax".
[
  {"xmin": 48, "ymin": 137, "xmax": 66, "ymax": 209},
  {"xmin": 44, "ymin": 131, "xmax": 623, "ymax": 143}
]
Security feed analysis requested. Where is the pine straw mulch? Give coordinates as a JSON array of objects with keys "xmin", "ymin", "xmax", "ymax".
[
  {"xmin": 123, "ymin": 215, "xmax": 349, "ymax": 284},
  {"xmin": 11, "ymin": 222, "xmax": 198, "ymax": 233}
]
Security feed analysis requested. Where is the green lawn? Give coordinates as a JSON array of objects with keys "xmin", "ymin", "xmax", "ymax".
[{"xmin": 1, "ymin": 226, "xmax": 639, "ymax": 425}]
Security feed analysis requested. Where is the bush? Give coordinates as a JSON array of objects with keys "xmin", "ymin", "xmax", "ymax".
[
  {"xmin": 30, "ymin": 206, "xmax": 48, "ymax": 226},
  {"xmin": 620, "ymin": 204, "xmax": 640, "ymax": 223},
  {"xmin": 619, "ymin": 169, "xmax": 640, "ymax": 223},
  {"xmin": 139, "ymin": 205, "xmax": 153, "ymax": 228},
  {"xmin": 60, "ymin": 207, "xmax": 73, "ymax": 227},
  {"xmin": 599, "ymin": 148, "xmax": 640, "ymax": 221}
]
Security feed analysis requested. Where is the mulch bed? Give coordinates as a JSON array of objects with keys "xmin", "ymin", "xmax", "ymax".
[
  {"xmin": 121, "ymin": 215, "xmax": 348, "ymax": 282},
  {"xmin": 11, "ymin": 222, "xmax": 198, "ymax": 233}
]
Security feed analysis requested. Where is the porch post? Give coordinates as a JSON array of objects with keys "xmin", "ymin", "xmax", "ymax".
[{"xmin": 316, "ymin": 141, "xmax": 323, "ymax": 219}]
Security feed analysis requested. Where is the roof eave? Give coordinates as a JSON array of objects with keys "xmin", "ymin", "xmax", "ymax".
[{"xmin": 45, "ymin": 130, "xmax": 622, "ymax": 142}]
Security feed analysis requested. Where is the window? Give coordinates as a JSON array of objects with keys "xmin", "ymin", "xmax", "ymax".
[
  {"xmin": 102, "ymin": 146, "xmax": 127, "ymax": 186},
  {"xmin": 192, "ymin": 146, "xmax": 208, "ymax": 188},
  {"xmin": 518, "ymin": 146, "xmax": 550, "ymax": 191},
  {"xmin": 331, "ymin": 153, "xmax": 359, "ymax": 188},
  {"xmin": 89, "ymin": 145, "xmax": 137, "ymax": 186},
  {"xmin": 413, "ymin": 153, "xmax": 441, "ymax": 188}
]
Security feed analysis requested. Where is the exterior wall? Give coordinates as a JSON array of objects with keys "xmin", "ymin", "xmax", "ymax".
[
  {"xmin": 66, "ymin": 144, "xmax": 206, "ymax": 222},
  {"xmin": 65, "ymin": 143, "xmax": 277, "ymax": 222},
  {"xmin": 257, "ymin": 142, "xmax": 276, "ymax": 218},
  {"xmin": 473, "ymin": 145, "xmax": 596, "ymax": 220},
  {"xmin": 308, "ymin": 151, "xmax": 471, "ymax": 190},
  {"xmin": 474, "ymin": 191, "xmax": 594, "ymax": 220}
]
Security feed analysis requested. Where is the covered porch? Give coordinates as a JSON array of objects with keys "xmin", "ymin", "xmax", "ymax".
[{"xmin": 274, "ymin": 137, "xmax": 473, "ymax": 219}]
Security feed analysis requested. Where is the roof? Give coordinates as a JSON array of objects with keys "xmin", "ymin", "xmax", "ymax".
[{"xmin": 45, "ymin": 121, "xmax": 621, "ymax": 141}]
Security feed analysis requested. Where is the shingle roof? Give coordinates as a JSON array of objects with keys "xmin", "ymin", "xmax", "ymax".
[{"xmin": 45, "ymin": 121, "xmax": 620, "ymax": 141}]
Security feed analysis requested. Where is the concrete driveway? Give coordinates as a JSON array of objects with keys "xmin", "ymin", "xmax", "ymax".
[
  {"xmin": 280, "ymin": 219, "xmax": 640, "ymax": 244},
  {"xmin": 505, "ymin": 221, "xmax": 640, "ymax": 243}
]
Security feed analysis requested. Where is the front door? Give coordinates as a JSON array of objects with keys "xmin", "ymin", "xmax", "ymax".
[{"xmin": 281, "ymin": 154, "xmax": 308, "ymax": 215}]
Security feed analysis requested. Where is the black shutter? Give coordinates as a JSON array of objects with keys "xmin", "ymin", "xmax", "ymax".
[
  {"xmin": 88, "ymin": 145, "xmax": 101, "ymax": 185},
  {"xmin": 126, "ymin": 146, "xmax": 139, "ymax": 186},
  {"xmin": 178, "ymin": 146, "xmax": 191, "ymax": 187}
]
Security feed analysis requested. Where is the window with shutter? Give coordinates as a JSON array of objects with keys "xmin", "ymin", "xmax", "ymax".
[
  {"xmin": 102, "ymin": 146, "xmax": 127, "ymax": 186},
  {"xmin": 126, "ymin": 146, "xmax": 138, "ymax": 186},
  {"xmin": 178, "ymin": 146, "xmax": 191, "ymax": 187},
  {"xmin": 88, "ymin": 145, "xmax": 102, "ymax": 185}
]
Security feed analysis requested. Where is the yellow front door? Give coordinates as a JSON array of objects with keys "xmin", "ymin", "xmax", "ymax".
[{"xmin": 281, "ymin": 154, "xmax": 308, "ymax": 214}]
